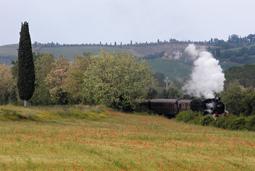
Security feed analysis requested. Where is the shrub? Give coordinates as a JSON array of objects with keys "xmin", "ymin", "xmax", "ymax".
[
  {"xmin": 228, "ymin": 117, "xmax": 246, "ymax": 130},
  {"xmin": 176, "ymin": 111, "xmax": 201, "ymax": 123},
  {"xmin": 245, "ymin": 115, "xmax": 255, "ymax": 131},
  {"xmin": 212, "ymin": 116, "xmax": 229, "ymax": 129},
  {"xmin": 222, "ymin": 82, "xmax": 255, "ymax": 116},
  {"xmin": 176, "ymin": 109, "xmax": 255, "ymax": 131},
  {"xmin": 200, "ymin": 115, "xmax": 214, "ymax": 126}
]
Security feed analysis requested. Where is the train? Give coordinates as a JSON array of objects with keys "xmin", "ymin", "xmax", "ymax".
[{"xmin": 141, "ymin": 97, "xmax": 225, "ymax": 117}]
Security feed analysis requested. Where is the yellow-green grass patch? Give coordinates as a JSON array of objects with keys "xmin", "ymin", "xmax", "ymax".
[{"xmin": 0, "ymin": 106, "xmax": 254, "ymax": 170}]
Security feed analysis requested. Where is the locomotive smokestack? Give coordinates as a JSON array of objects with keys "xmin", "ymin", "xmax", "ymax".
[{"xmin": 183, "ymin": 44, "xmax": 225, "ymax": 98}]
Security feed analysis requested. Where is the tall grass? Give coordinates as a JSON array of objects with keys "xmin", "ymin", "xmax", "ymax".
[
  {"xmin": 0, "ymin": 105, "xmax": 107, "ymax": 122},
  {"xmin": 0, "ymin": 106, "xmax": 254, "ymax": 170}
]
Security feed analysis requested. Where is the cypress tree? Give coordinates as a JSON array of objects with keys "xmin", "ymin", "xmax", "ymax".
[{"xmin": 17, "ymin": 22, "xmax": 35, "ymax": 107}]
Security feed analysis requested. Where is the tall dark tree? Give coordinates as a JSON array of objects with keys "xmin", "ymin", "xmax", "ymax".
[{"xmin": 17, "ymin": 22, "xmax": 35, "ymax": 107}]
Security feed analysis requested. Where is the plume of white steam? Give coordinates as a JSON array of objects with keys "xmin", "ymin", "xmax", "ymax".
[
  {"xmin": 183, "ymin": 44, "xmax": 225, "ymax": 98},
  {"xmin": 184, "ymin": 44, "xmax": 199, "ymax": 60}
]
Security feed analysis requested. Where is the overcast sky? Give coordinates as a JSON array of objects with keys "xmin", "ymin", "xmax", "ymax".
[{"xmin": 1, "ymin": 0, "xmax": 255, "ymax": 45}]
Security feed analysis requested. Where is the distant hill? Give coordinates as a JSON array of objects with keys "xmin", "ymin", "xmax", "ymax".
[
  {"xmin": 0, "ymin": 41, "xmax": 203, "ymax": 80},
  {"xmin": 0, "ymin": 41, "xmax": 200, "ymax": 60},
  {"xmin": 0, "ymin": 44, "xmax": 18, "ymax": 64},
  {"xmin": 2, "ymin": 34, "xmax": 255, "ymax": 80}
]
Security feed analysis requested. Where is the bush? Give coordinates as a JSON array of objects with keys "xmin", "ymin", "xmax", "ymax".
[
  {"xmin": 200, "ymin": 115, "xmax": 214, "ymax": 126},
  {"xmin": 221, "ymin": 82, "xmax": 255, "ymax": 116},
  {"xmin": 176, "ymin": 111, "xmax": 201, "ymax": 123},
  {"xmin": 212, "ymin": 116, "xmax": 229, "ymax": 129},
  {"xmin": 245, "ymin": 116, "xmax": 255, "ymax": 131},
  {"xmin": 176, "ymin": 111, "xmax": 254, "ymax": 131},
  {"xmin": 228, "ymin": 117, "xmax": 246, "ymax": 130}
]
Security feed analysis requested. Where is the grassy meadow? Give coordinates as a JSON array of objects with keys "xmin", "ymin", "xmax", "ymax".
[{"xmin": 0, "ymin": 105, "xmax": 255, "ymax": 170}]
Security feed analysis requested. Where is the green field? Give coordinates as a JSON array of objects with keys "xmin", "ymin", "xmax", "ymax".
[{"xmin": 0, "ymin": 105, "xmax": 255, "ymax": 170}]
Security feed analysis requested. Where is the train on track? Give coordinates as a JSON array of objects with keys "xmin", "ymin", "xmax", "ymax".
[{"xmin": 142, "ymin": 97, "xmax": 225, "ymax": 117}]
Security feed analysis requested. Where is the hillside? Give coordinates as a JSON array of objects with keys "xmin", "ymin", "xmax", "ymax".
[
  {"xmin": 0, "ymin": 105, "xmax": 254, "ymax": 170},
  {"xmin": 2, "ymin": 35, "xmax": 255, "ymax": 80},
  {"xmin": 0, "ymin": 42, "xmax": 195, "ymax": 61},
  {"xmin": 147, "ymin": 58, "xmax": 192, "ymax": 81},
  {"xmin": 225, "ymin": 64, "xmax": 255, "ymax": 87},
  {"xmin": 0, "ymin": 42, "xmax": 200, "ymax": 80}
]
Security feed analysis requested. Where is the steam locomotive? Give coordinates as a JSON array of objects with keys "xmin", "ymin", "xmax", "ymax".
[
  {"xmin": 190, "ymin": 97, "xmax": 225, "ymax": 116},
  {"xmin": 142, "ymin": 97, "xmax": 225, "ymax": 117}
]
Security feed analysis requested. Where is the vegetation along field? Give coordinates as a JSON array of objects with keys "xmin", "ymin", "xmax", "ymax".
[{"xmin": 0, "ymin": 105, "xmax": 254, "ymax": 170}]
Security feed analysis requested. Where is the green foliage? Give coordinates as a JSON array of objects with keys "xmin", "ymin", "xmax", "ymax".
[
  {"xmin": 2, "ymin": 52, "xmax": 155, "ymax": 107},
  {"xmin": 63, "ymin": 55, "xmax": 92, "ymax": 103},
  {"xmin": 17, "ymin": 22, "xmax": 35, "ymax": 102},
  {"xmin": 228, "ymin": 117, "xmax": 246, "ymax": 130},
  {"xmin": 149, "ymin": 72, "xmax": 184, "ymax": 99},
  {"xmin": 82, "ymin": 52, "xmax": 154, "ymax": 111},
  {"xmin": 176, "ymin": 111, "xmax": 201, "ymax": 123},
  {"xmin": 221, "ymin": 82, "xmax": 255, "ymax": 116},
  {"xmin": 225, "ymin": 64, "xmax": 255, "ymax": 87},
  {"xmin": 212, "ymin": 116, "xmax": 230, "ymax": 129},
  {"xmin": 46, "ymin": 56, "xmax": 70, "ymax": 104},
  {"xmin": 200, "ymin": 115, "xmax": 214, "ymax": 126},
  {"xmin": 211, "ymin": 115, "xmax": 246, "ymax": 130},
  {"xmin": 209, "ymin": 34, "xmax": 255, "ymax": 67},
  {"xmin": 176, "ymin": 111, "xmax": 251, "ymax": 131},
  {"xmin": 0, "ymin": 105, "xmax": 107, "ymax": 122},
  {"xmin": 221, "ymin": 83, "xmax": 244, "ymax": 115},
  {"xmin": 31, "ymin": 54, "xmax": 54, "ymax": 105},
  {"xmin": 147, "ymin": 87, "xmax": 158, "ymax": 99},
  {"xmin": 0, "ymin": 64, "xmax": 16, "ymax": 104},
  {"xmin": 245, "ymin": 115, "xmax": 255, "ymax": 131},
  {"xmin": 162, "ymin": 86, "xmax": 183, "ymax": 99}
]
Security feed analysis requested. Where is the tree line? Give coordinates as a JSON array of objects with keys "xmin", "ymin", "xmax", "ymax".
[{"xmin": 0, "ymin": 52, "xmax": 155, "ymax": 111}]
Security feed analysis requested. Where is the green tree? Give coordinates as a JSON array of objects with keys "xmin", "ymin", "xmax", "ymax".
[
  {"xmin": 82, "ymin": 52, "xmax": 154, "ymax": 111},
  {"xmin": 222, "ymin": 83, "xmax": 245, "ymax": 115},
  {"xmin": 222, "ymin": 82, "xmax": 255, "ymax": 115},
  {"xmin": 17, "ymin": 22, "xmax": 35, "ymax": 107},
  {"xmin": 63, "ymin": 55, "xmax": 91, "ymax": 103},
  {"xmin": 46, "ymin": 56, "xmax": 69, "ymax": 104},
  {"xmin": 0, "ymin": 64, "xmax": 16, "ymax": 104},
  {"xmin": 31, "ymin": 54, "xmax": 55, "ymax": 105}
]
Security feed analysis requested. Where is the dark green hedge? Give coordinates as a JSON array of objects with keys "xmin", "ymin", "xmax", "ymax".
[{"xmin": 176, "ymin": 111, "xmax": 255, "ymax": 131}]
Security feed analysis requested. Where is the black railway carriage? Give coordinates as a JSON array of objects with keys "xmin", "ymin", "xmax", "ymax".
[{"xmin": 144, "ymin": 99, "xmax": 192, "ymax": 117}]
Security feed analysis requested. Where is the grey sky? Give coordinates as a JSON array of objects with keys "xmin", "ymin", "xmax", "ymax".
[{"xmin": 1, "ymin": 0, "xmax": 255, "ymax": 45}]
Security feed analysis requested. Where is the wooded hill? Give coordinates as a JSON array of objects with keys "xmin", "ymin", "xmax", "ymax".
[{"xmin": 1, "ymin": 34, "xmax": 255, "ymax": 81}]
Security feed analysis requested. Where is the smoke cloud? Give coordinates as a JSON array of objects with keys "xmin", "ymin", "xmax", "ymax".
[{"xmin": 183, "ymin": 44, "xmax": 225, "ymax": 98}]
